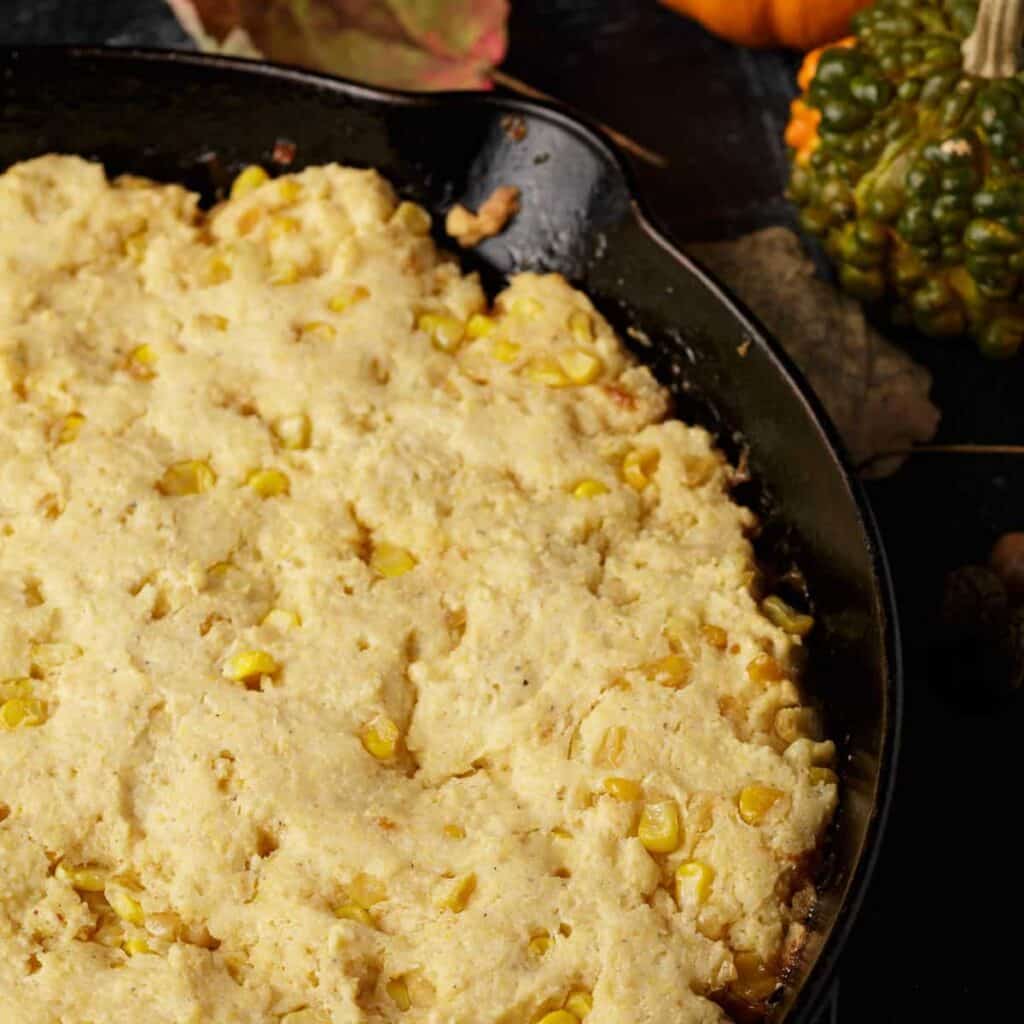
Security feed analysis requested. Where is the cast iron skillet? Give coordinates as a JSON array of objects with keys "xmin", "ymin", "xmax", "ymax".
[{"xmin": 0, "ymin": 46, "xmax": 901, "ymax": 1023}]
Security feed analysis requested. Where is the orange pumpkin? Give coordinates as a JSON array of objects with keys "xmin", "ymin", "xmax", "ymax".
[{"xmin": 659, "ymin": 0, "xmax": 874, "ymax": 50}]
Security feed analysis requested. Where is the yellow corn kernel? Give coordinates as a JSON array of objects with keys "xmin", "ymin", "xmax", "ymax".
[
  {"xmin": 299, "ymin": 321, "xmax": 336, "ymax": 342},
  {"xmin": 809, "ymin": 766, "xmax": 838, "ymax": 787},
  {"xmin": 386, "ymin": 977, "xmax": 412, "ymax": 1012},
  {"xmin": 277, "ymin": 178, "xmax": 302, "ymax": 204},
  {"xmin": 572, "ymin": 479, "xmax": 609, "ymax": 499},
  {"xmin": 145, "ymin": 911, "xmax": 184, "ymax": 940},
  {"xmin": 246, "ymin": 468, "xmax": 290, "ymax": 498},
  {"xmin": 418, "ymin": 312, "xmax": 466, "ymax": 354},
  {"xmin": 466, "ymin": 314, "xmax": 497, "ymax": 339},
  {"xmin": 261, "ymin": 608, "xmax": 301, "ymax": 631},
  {"xmin": 57, "ymin": 412, "xmax": 85, "ymax": 445},
  {"xmin": 271, "ymin": 261, "xmax": 301, "ymax": 285},
  {"xmin": 491, "ymin": 338, "xmax": 522, "ymax": 363},
  {"xmin": 746, "ymin": 652, "xmax": 784, "ymax": 685},
  {"xmin": 528, "ymin": 932, "xmax": 552, "ymax": 956},
  {"xmin": 537, "ymin": 1012, "xmax": 577, "ymax": 1024},
  {"xmin": 622, "ymin": 448, "xmax": 660, "ymax": 490},
  {"xmin": 0, "ymin": 678, "xmax": 32, "ymax": 701},
  {"xmin": 637, "ymin": 799, "xmax": 681, "ymax": 854},
  {"xmin": 510, "ymin": 295, "xmax": 543, "ymax": 318},
  {"xmin": 437, "ymin": 872, "xmax": 476, "ymax": 913},
  {"xmin": 568, "ymin": 310, "xmax": 594, "ymax": 343},
  {"xmin": 603, "ymin": 777, "xmax": 642, "ymax": 802},
  {"xmin": 198, "ymin": 313, "xmax": 229, "ymax": 331},
  {"xmin": 230, "ymin": 164, "xmax": 269, "ymax": 199},
  {"xmin": 443, "ymin": 824, "xmax": 466, "ymax": 839},
  {"xmin": 268, "ymin": 214, "xmax": 300, "ymax": 238},
  {"xmin": 738, "ymin": 784, "xmax": 784, "ymax": 825},
  {"xmin": 558, "ymin": 348, "xmax": 603, "ymax": 385},
  {"xmin": 361, "ymin": 716, "xmax": 400, "ymax": 760},
  {"xmin": 701, "ymin": 624, "xmax": 728, "ymax": 649},
  {"xmin": 595, "ymin": 725, "xmax": 627, "ymax": 768},
  {"xmin": 761, "ymin": 595, "xmax": 815, "ymax": 637},
  {"xmin": 370, "ymin": 542, "xmax": 417, "ymax": 578},
  {"xmin": 392, "ymin": 200, "xmax": 432, "ymax": 235},
  {"xmin": 0, "ymin": 697, "xmax": 46, "ymax": 730},
  {"xmin": 203, "ymin": 252, "xmax": 232, "ymax": 285},
  {"xmin": 564, "ymin": 990, "xmax": 593, "ymax": 1018},
  {"xmin": 123, "ymin": 230, "xmax": 147, "ymax": 262},
  {"xmin": 348, "ymin": 873, "xmax": 387, "ymax": 908},
  {"xmin": 223, "ymin": 649, "xmax": 279, "ymax": 684},
  {"xmin": 106, "ymin": 885, "xmax": 145, "ymax": 926},
  {"xmin": 157, "ymin": 460, "xmax": 216, "ymax": 497},
  {"xmin": 333, "ymin": 902, "xmax": 374, "ymax": 927},
  {"xmin": 237, "ymin": 206, "xmax": 263, "ymax": 235},
  {"xmin": 55, "ymin": 862, "xmax": 107, "ymax": 893},
  {"xmin": 550, "ymin": 827, "xmax": 572, "ymax": 840},
  {"xmin": 675, "ymin": 860, "xmax": 715, "ymax": 908},
  {"xmin": 30, "ymin": 641, "xmax": 83, "ymax": 671},
  {"xmin": 122, "ymin": 936, "xmax": 152, "ymax": 956},
  {"xmin": 642, "ymin": 654, "xmax": 692, "ymax": 689},
  {"xmin": 525, "ymin": 356, "xmax": 570, "ymax": 388},
  {"xmin": 129, "ymin": 344, "xmax": 158, "ymax": 378},
  {"xmin": 273, "ymin": 412, "xmax": 311, "ymax": 451},
  {"xmin": 328, "ymin": 284, "xmax": 369, "ymax": 313}
]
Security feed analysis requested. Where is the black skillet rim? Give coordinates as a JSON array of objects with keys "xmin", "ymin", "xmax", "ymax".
[{"xmin": 1, "ymin": 44, "xmax": 903, "ymax": 1023}]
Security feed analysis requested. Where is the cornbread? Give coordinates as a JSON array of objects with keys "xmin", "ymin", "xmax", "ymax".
[{"xmin": 0, "ymin": 156, "xmax": 838, "ymax": 1024}]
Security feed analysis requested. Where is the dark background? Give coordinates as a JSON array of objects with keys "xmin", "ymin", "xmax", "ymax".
[{"xmin": 4, "ymin": 3, "xmax": 1022, "ymax": 1020}]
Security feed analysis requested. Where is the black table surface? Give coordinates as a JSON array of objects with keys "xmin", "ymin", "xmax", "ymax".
[{"xmin": 5, "ymin": 3, "xmax": 1021, "ymax": 1021}]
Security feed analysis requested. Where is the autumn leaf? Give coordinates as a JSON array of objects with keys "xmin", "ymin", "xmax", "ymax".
[
  {"xmin": 688, "ymin": 228, "xmax": 941, "ymax": 478},
  {"xmin": 166, "ymin": 0, "xmax": 509, "ymax": 90}
]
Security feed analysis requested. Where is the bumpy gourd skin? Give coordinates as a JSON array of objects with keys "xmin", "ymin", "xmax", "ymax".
[{"xmin": 788, "ymin": 0, "xmax": 1024, "ymax": 357}]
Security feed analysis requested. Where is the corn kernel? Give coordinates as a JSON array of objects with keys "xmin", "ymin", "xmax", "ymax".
[
  {"xmin": 491, "ymin": 338, "xmax": 522, "ymax": 363},
  {"xmin": 129, "ymin": 344, "xmax": 157, "ymax": 378},
  {"xmin": 537, "ymin": 1012, "xmax": 577, "ymax": 1024},
  {"xmin": 56, "ymin": 862, "xmax": 107, "ymax": 893},
  {"xmin": 466, "ymin": 314, "xmax": 497, "ymax": 339},
  {"xmin": 443, "ymin": 824, "xmax": 466, "ymax": 839},
  {"xmin": 510, "ymin": 296, "xmax": 543, "ymax": 318},
  {"xmin": 568, "ymin": 310, "xmax": 594, "ymax": 343},
  {"xmin": 0, "ymin": 678, "xmax": 32, "ymax": 701},
  {"xmin": 157, "ymin": 460, "xmax": 216, "ymax": 497},
  {"xmin": 0, "ymin": 697, "xmax": 46, "ymax": 730},
  {"xmin": 386, "ymin": 977, "xmax": 412, "ymax": 1012},
  {"xmin": 622, "ymin": 448, "xmax": 660, "ymax": 490},
  {"xmin": 124, "ymin": 231, "xmax": 147, "ymax": 261},
  {"xmin": 675, "ymin": 860, "xmax": 715, "ymax": 908},
  {"xmin": 199, "ymin": 313, "xmax": 229, "ymax": 331},
  {"xmin": 203, "ymin": 253, "xmax": 232, "ymax": 285},
  {"xmin": 274, "ymin": 412, "xmax": 311, "ymax": 450},
  {"xmin": 271, "ymin": 261, "xmax": 301, "ymax": 285},
  {"xmin": 299, "ymin": 321, "xmax": 336, "ymax": 342},
  {"xmin": 595, "ymin": 725, "xmax": 627, "ymax": 768},
  {"xmin": 333, "ymin": 902, "xmax": 374, "ymax": 927},
  {"xmin": 528, "ymin": 932, "xmax": 552, "ymax": 956},
  {"xmin": 637, "ymin": 799, "xmax": 681, "ymax": 854},
  {"xmin": 30, "ymin": 641, "xmax": 83, "ymax": 670},
  {"xmin": 277, "ymin": 178, "xmax": 302, "ymax": 204},
  {"xmin": 418, "ymin": 312, "xmax": 465, "ymax": 354},
  {"xmin": 106, "ymin": 885, "xmax": 145, "ymax": 926},
  {"xmin": 268, "ymin": 214, "xmax": 300, "ymax": 238},
  {"xmin": 564, "ymin": 990, "xmax": 593, "ymax": 1018},
  {"xmin": 603, "ymin": 777, "xmax": 642, "ymax": 801},
  {"xmin": 761, "ymin": 595, "xmax": 815, "ymax": 637},
  {"xmin": 643, "ymin": 654, "xmax": 692, "ymax": 689},
  {"xmin": 246, "ymin": 468, "xmax": 290, "ymax": 498},
  {"xmin": 701, "ymin": 624, "xmax": 728, "ymax": 649},
  {"xmin": 572, "ymin": 479, "xmax": 608, "ymax": 499},
  {"xmin": 328, "ymin": 285, "xmax": 369, "ymax": 313},
  {"xmin": 746, "ymin": 653, "xmax": 784, "ymax": 685},
  {"xmin": 122, "ymin": 936, "xmax": 152, "ymax": 956},
  {"xmin": 261, "ymin": 608, "xmax": 301, "ymax": 631},
  {"xmin": 809, "ymin": 766, "xmax": 838, "ymax": 787},
  {"xmin": 437, "ymin": 872, "xmax": 476, "ymax": 913},
  {"xmin": 558, "ymin": 348, "xmax": 603, "ymax": 385},
  {"xmin": 237, "ymin": 207, "xmax": 262, "ymax": 235},
  {"xmin": 57, "ymin": 413, "xmax": 85, "ymax": 445},
  {"xmin": 525, "ymin": 356, "xmax": 570, "ymax": 388},
  {"xmin": 738, "ymin": 784, "xmax": 784, "ymax": 825},
  {"xmin": 223, "ymin": 649, "xmax": 279, "ymax": 684},
  {"xmin": 392, "ymin": 200, "xmax": 432, "ymax": 235},
  {"xmin": 230, "ymin": 165, "xmax": 270, "ymax": 199},
  {"xmin": 371, "ymin": 542, "xmax": 417, "ymax": 578},
  {"xmin": 348, "ymin": 873, "xmax": 387, "ymax": 907},
  {"xmin": 362, "ymin": 716, "xmax": 400, "ymax": 760}
]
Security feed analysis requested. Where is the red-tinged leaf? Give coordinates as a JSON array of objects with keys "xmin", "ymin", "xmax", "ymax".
[{"xmin": 166, "ymin": 0, "xmax": 509, "ymax": 91}]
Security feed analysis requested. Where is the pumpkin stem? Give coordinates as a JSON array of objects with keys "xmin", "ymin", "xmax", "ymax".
[{"xmin": 962, "ymin": 0, "xmax": 1024, "ymax": 78}]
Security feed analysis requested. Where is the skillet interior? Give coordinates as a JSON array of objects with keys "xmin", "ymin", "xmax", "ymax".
[{"xmin": 0, "ymin": 46, "xmax": 901, "ymax": 1023}]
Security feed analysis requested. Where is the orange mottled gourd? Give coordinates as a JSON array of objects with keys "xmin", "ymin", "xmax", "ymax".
[{"xmin": 659, "ymin": 0, "xmax": 874, "ymax": 49}]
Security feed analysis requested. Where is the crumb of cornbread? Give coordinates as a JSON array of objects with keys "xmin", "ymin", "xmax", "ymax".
[{"xmin": 0, "ymin": 156, "xmax": 837, "ymax": 1024}]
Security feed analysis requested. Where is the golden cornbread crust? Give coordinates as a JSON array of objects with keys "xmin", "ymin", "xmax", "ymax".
[{"xmin": 0, "ymin": 156, "xmax": 837, "ymax": 1024}]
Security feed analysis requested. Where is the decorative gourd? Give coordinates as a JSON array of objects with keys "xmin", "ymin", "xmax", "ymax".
[
  {"xmin": 660, "ymin": 0, "xmax": 873, "ymax": 50},
  {"xmin": 787, "ymin": 0, "xmax": 1024, "ymax": 356}
]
